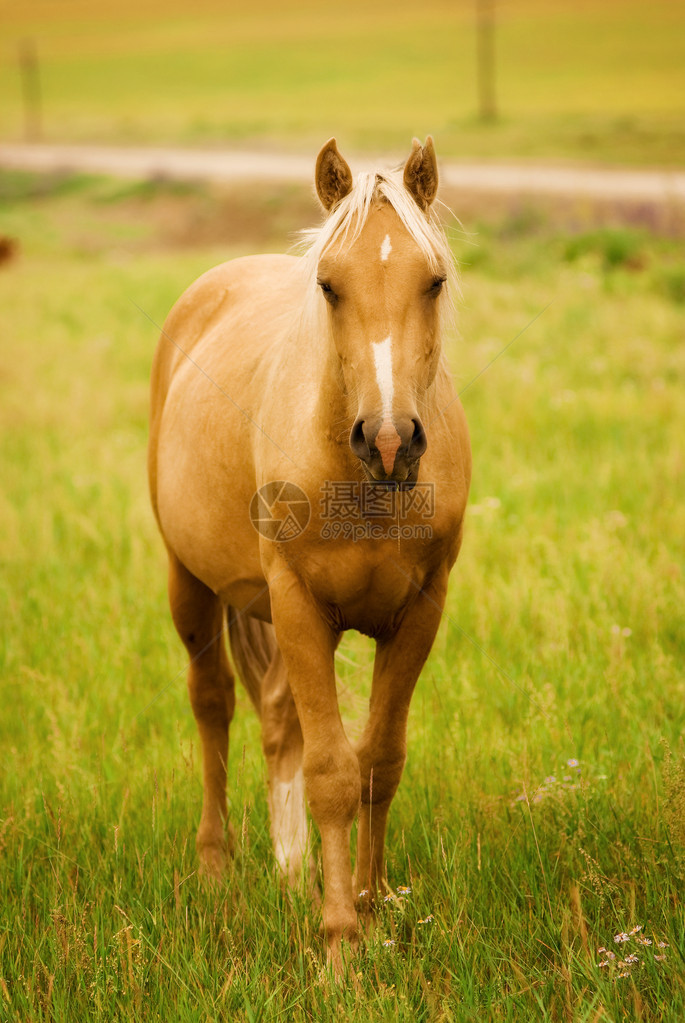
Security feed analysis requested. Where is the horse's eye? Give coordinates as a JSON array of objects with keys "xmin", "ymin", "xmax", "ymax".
[
  {"xmin": 317, "ymin": 280, "xmax": 337, "ymax": 304},
  {"xmin": 429, "ymin": 276, "xmax": 446, "ymax": 295}
]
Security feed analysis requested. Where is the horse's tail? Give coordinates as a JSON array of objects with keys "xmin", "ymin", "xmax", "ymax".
[{"xmin": 226, "ymin": 608, "xmax": 278, "ymax": 716}]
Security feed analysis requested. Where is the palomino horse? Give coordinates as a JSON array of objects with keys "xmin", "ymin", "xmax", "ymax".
[{"xmin": 148, "ymin": 137, "xmax": 471, "ymax": 967}]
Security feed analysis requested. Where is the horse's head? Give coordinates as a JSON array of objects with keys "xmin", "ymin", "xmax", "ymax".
[{"xmin": 312, "ymin": 137, "xmax": 452, "ymax": 486}]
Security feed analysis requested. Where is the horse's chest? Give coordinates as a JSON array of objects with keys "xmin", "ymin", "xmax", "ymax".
[{"xmin": 298, "ymin": 543, "xmax": 427, "ymax": 636}]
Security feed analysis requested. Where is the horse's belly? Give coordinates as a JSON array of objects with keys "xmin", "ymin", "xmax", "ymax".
[
  {"xmin": 160, "ymin": 498, "xmax": 268, "ymax": 614},
  {"xmin": 156, "ymin": 438, "xmax": 267, "ymax": 610}
]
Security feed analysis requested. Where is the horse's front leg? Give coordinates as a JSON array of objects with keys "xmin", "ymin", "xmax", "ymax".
[
  {"xmin": 354, "ymin": 568, "xmax": 449, "ymax": 906},
  {"xmin": 268, "ymin": 570, "xmax": 360, "ymax": 969}
]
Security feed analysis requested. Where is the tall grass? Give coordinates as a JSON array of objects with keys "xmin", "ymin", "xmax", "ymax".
[{"xmin": 0, "ymin": 173, "xmax": 683, "ymax": 1019}]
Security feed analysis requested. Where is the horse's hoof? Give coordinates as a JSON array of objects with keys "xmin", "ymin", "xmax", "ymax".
[
  {"xmin": 325, "ymin": 933, "xmax": 360, "ymax": 983},
  {"xmin": 197, "ymin": 841, "xmax": 228, "ymax": 881}
]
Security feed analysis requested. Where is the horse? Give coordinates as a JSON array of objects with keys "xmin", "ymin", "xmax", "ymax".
[{"xmin": 148, "ymin": 136, "xmax": 471, "ymax": 969}]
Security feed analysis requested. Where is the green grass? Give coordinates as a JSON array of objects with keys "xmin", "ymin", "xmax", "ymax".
[
  {"xmin": 1, "ymin": 0, "xmax": 684, "ymax": 164},
  {"xmin": 1, "ymin": 171, "xmax": 684, "ymax": 1020}
]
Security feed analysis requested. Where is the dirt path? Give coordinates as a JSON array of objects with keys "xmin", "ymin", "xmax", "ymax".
[{"xmin": 1, "ymin": 142, "xmax": 684, "ymax": 205}]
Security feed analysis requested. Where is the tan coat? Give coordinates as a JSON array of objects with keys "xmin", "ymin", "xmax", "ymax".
[{"xmin": 149, "ymin": 138, "xmax": 471, "ymax": 970}]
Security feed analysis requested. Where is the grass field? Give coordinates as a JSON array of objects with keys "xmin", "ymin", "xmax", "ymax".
[
  {"xmin": 1, "ymin": 0, "xmax": 685, "ymax": 165},
  {"xmin": 0, "ymin": 169, "xmax": 684, "ymax": 1020}
]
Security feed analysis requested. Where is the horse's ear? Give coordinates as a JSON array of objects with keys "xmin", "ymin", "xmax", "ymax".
[
  {"xmin": 403, "ymin": 136, "xmax": 438, "ymax": 210},
  {"xmin": 315, "ymin": 138, "xmax": 353, "ymax": 210}
]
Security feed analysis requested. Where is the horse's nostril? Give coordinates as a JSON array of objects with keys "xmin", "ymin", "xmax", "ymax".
[
  {"xmin": 409, "ymin": 418, "xmax": 427, "ymax": 459},
  {"xmin": 349, "ymin": 418, "xmax": 370, "ymax": 461}
]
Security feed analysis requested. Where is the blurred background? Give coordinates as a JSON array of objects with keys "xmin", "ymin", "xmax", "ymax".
[{"xmin": 2, "ymin": 0, "xmax": 684, "ymax": 164}]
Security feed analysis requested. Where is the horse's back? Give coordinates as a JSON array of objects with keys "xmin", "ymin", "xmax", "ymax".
[{"xmin": 150, "ymin": 253, "xmax": 301, "ymax": 411}]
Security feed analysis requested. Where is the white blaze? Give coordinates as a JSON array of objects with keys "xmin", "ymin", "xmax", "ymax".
[
  {"xmin": 380, "ymin": 234, "xmax": 392, "ymax": 261},
  {"xmin": 373, "ymin": 335, "xmax": 394, "ymax": 419}
]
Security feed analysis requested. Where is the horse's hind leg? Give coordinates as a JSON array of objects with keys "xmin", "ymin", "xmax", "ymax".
[
  {"xmin": 168, "ymin": 552, "xmax": 235, "ymax": 878},
  {"xmin": 260, "ymin": 650, "xmax": 310, "ymax": 888}
]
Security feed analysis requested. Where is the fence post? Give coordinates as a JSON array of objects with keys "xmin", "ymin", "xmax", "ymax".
[
  {"xmin": 476, "ymin": 0, "xmax": 497, "ymax": 122},
  {"xmin": 19, "ymin": 38, "xmax": 43, "ymax": 141}
]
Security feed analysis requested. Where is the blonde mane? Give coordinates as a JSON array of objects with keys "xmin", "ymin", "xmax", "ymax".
[{"xmin": 296, "ymin": 168, "xmax": 458, "ymax": 332}]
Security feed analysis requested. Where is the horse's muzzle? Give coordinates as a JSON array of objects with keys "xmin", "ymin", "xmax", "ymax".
[{"xmin": 349, "ymin": 415, "xmax": 427, "ymax": 484}]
